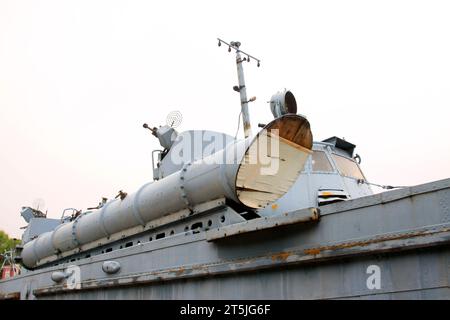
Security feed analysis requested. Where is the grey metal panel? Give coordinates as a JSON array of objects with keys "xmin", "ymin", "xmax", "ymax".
[
  {"xmin": 35, "ymin": 248, "xmax": 450, "ymax": 300},
  {"xmin": 206, "ymin": 207, "xmax": 319, "ymax": 241},
  {"xmin": 2, "ymin": 178, "xmax": 449, "ymax": 299},
  {"xmin": 29, "ymin": 222, "xmax": 450, "ymax": 298},
  {"xmin": 21, "ymin": 218, "xmax": 60, "ymax": 244}
]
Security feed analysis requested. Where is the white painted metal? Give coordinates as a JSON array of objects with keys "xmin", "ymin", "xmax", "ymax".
[{"xmin": 235, "ymin": 50, "xmax": 252, "ymax": 138}]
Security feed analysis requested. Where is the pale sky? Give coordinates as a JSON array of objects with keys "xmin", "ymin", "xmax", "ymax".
[{"xmin": 1, "ymin": 0, "xmax": 449, "ymax": 238}]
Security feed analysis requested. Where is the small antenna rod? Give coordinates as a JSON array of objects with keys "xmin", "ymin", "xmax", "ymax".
[{"xmin": 218, "ymin": 38, "xmax": 261, "ymax": 138}]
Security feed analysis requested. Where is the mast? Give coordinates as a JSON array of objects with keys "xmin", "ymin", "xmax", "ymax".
[{"xmin": 217, "ymin": 38, "xmax": 260, "ymax": 138}]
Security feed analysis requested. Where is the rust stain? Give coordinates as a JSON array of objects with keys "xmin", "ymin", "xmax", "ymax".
[
  {"xmin": 0, "ymin": 292, "xmax": 20, "ymax": 300},
  {"xmin": 174, "ymin": 267, "xmax": 185, "ymax": 276},
  {"xmin": 311, "ymin": 208, "xmax": 320, "ymax": 221},
  {"xmin": 303, "ymin": 228, "xmax": 438, "ymax": 256},
  {"xmin": 267, "ymin": 115, "xmax": 313, "ymax": 149},
  {"xmin": 304, "ymin": 248, "xmax": 321, "ymax": 255},
  {"xmin": 271, "ymin": 252, "xmax": 291, "ymax": 261},
  {"xmin": 271, "ymin": 204, "xmax": 278, "ymax": 210}
]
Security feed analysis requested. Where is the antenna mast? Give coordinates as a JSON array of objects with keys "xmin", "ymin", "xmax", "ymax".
[{"xmin": 218, "ymin": 38, "xmax": 261, "ymax": 138}]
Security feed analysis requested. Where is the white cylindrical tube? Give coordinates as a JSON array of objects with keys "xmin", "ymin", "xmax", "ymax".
[{"xmin": 21, "ymin": 114, "xmax": 313, "ymax": 268}]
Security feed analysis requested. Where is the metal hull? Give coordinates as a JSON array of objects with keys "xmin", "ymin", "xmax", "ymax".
[{"xmin": 1, "ymin": 178, "xmax": 449, "ymax": 300}]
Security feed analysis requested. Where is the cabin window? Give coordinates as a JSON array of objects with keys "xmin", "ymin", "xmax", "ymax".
[
  {"xmin": 332, "ymin": 154, "xmax": 364, "ymax": 180},
  {"xmin": 311, "ymin": 151, "xmax": 333, "ymax": 172}
]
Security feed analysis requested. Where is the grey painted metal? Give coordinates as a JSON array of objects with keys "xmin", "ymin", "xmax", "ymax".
[
  {"xmin": 102, "ymin": 261, "xmax": 121, "ymax": 275},
  {"xmin": 35, "ymin": 248, "xmax": 450, "ymax": 300},
  {"xmin": 257, "ymin": 142, "xmax": 373, "ymax": 217},
  {"xmin": 1, "ymin": 178, "xmax": 449, "ymax": 299},
  {"xmin": 21, "ymin": 217, "xmax": 60, "ymax": 244},
  {"xmin": 50, "ymin": 271, "xmax": 70, "ymax": 283},
  {"xmin": 20, "ymin": 207, "xmax": 46, "ymax": 222},
  {"xmin": 33, "ymin": 224, "xmax": 450, "ymax": 297},
  {"xmin": 206, "ymin": 207, "xmax": 319, "ymax": 241}
]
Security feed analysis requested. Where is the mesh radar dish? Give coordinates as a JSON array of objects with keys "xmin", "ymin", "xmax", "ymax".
[
  {"xmin": 32, "ymin": 198, "xmax": 46, "ymax": 212},
  {"xmin": 166, "ymin": 111, "xmax": 183, "ymax": 128}
]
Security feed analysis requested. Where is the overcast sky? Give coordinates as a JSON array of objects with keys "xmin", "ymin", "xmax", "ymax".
[{"xmin": 1, "ymin": 0, "xmax": 449, "ymax": 238}]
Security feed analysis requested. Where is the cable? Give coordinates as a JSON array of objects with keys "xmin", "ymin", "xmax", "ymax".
[
  {"xmin": 234, "ymin": 111, "xmax": 242, "ymax": 139},
  {"xmin": 356, "ymin": 179, "xmax": 409, "ymax": 190}
]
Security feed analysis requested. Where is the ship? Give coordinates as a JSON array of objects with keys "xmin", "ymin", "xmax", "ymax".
[{"xmin": 1, "ymin": 39, "xmax": 449, "ymax": 300}]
